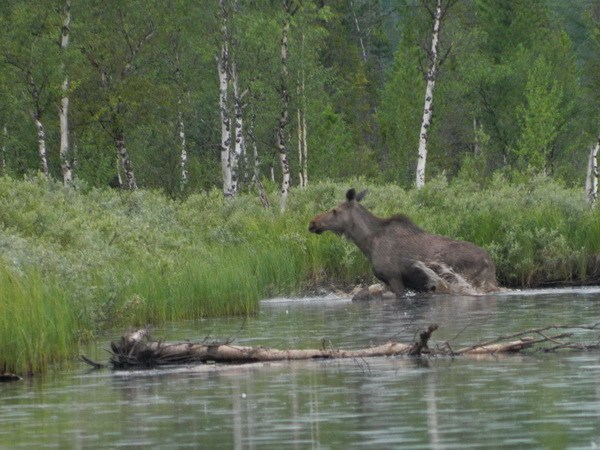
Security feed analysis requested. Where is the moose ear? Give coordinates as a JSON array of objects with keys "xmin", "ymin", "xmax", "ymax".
[
  {"xmin": 355, "ymin": 189, "xmax": 367, "ymax": 202},
  {"xmin": 346, "ymin": 188, "xmax": 356, "ymax": 201}
]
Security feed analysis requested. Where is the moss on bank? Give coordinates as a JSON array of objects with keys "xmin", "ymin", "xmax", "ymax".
[{"xmin": 1, "ymin": 174, "xmax": 599, "ymax": 374}]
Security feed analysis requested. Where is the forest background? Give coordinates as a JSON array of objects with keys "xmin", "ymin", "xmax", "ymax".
[
  {"xmin": 1, "ymin": 0, "xmax": 600, "ymax": 196},
  {"xmin": 2, "ymin": 0, "xmax": 600, "ymax": 374}
]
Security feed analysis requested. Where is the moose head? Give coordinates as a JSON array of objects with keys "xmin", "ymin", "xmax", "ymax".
[{"xmin": 308, "ymin": 188, "xmax": 368, "ymax": 235}]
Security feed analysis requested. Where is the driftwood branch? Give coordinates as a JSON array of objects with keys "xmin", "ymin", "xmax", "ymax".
[
  {"xmin": 95, "ymin": 323, "xmax": 600, "ymax": 370},
  {"xmin": 454, "ymin": 323, "xmax": 600, "ymax": 354},
  {"xmin": 101, "ymin": 322, "xmax": 600, "ymax": 370},
  {"xmin": 78, "ymin": 354, "xmax": 106, "ymax": 370}
]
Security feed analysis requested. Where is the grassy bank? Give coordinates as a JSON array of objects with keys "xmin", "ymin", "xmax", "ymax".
[{"xmin": 1, "ymin": 174, "xmax": 600, "ymax": 374}]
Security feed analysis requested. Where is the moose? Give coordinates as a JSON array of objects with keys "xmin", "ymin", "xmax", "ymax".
[{"xmin": 308, "ymin": 188, "xmax": 499, "ymax": 296}]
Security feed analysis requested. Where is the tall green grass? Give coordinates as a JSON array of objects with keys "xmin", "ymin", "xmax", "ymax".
[
  {"xmin": 2, "ymin": 174, "xmax": 600, "ymax": 374},
  {"xmin": 0, "ymin": 264, "xmax": 77, "ymax": 375}
]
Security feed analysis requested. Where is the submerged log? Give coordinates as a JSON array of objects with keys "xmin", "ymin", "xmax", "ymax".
[{"xmin": 107, "ymin": 324, "xmax": 539, "ymax": 370}]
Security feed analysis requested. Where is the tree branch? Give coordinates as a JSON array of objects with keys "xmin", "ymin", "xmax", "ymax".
[{"xmin": 121, "ymin": 27, "xmax": 156, "ymax": 78}]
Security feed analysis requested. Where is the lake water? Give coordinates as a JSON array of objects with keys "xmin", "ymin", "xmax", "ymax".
[{"xmin": 1, "ymin": 288, "xmax": 600, "ymax": 449}]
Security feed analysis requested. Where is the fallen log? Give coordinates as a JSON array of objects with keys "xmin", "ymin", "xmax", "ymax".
[
  {"xmin": 106, "ymin": 324, "xmax": 538, "ymax": 369},
  {"xmin": 96, "ymin": 322, "xmax": 600, "ymax": 370},
  {"xmin": 109, "ymin": 328, "xmax": 414, "ymax": 369}
]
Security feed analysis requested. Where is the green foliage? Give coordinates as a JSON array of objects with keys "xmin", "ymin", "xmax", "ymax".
[
  {"xmin": 2, "ymin": 176, "xmax": 600, "ymax": 374},
  {"xmin": 0, "ymin": 1, "xmax": 598, "ymax": 192},
  {"xmin": 515, "ymin": 56, "xmax": 563, "ymax": 172},
  {"xmin": 3, "ymin": 0, "xmax": 600, "ymax": 373},
  {"xmin": 377, "ymin": 41, "xmax": 423, "ymax": 186}
]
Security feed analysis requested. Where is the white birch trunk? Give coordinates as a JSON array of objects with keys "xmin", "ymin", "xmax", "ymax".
[
  {"xmin": 115, "ymin": 156, "xmax": 123, "ymax": 189},
  {"xmin": 297, "ymin": 108, "xmax": 304, "ymax": 188},
  {"xmin": 586, "ymin": 137, "xmax": 599, "ymax": 206},
  {"xmin": 296, "ymin": 107, "xmax": 308, "ymax": 188},
  {"xmin": 218, "ymin": 0, "xmax": 233, "ymax": 197},
  {"xmin": 115, "ymin": 132, "xmax": 137, "ymax": 190},
  {"xmin": 248, "ymin": 107, "xmax": 270, "ymax": 208},
  {"xmin": 59, "ymin": 0, "xmax": 72, "ymax": 187},
  {"xmin": 231, "ymin": 61, "xmax": 246, "ymax": 194},
  {"xmin": 34, "ymin": 115, "xmax": 49, "ymax": 177},
  {"xmin": 277, "ymin": 19, "xmax": 291, "ymax": 211},
  {"xmin": 299, "ymin": 67, "xmax": 308, "ymax": 188},
  {"xmin": 296, "ymin": 37, "xmax": 308, "ymax": 190},
  {"xmin": 416, "ymin": 0, "xmax": 442, "ymax": 189},
  {"xmin": 1, "ymin": 124, "xmax": 6, "ymax": 175},
  {"xmin": 178, "ymin": 100, "xmax": 188, "ymax": 193},
  {"xmin": 473, "ymin": 117, "xmax": 480, "ymax": 156},
  {"xmin": 27, "ymin": 72, "xmax": 49, "ymax": 178},
  {"xmin": 302, "ymin": 109, "xmax": 308, "ymax": 186},
  {"xmin": 350, "ymin": 0, "xmax": 367, "ymax": 63}
]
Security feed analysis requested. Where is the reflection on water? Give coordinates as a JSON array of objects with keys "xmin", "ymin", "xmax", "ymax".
[{"xmin": 1, "ymin": 288, "xmax": 600, "ymax": 448}]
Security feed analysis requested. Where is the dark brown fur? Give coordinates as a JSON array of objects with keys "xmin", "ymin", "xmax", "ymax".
[{"xmin": 309, "ymin": 188, "xmax": 499, "ymax": 296}]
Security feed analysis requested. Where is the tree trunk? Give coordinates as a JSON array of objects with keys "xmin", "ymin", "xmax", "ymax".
[
  {"xmin": 231, "ymin": 61, "xmax": 246, "ymax": 193},
  {"xmin": 218, "ymin": 0, "xmax": 233, "ymax": 198},
  {"xmin": 1, "ymin": 124, "xmax": 6, "ymax": 176},
  {"xmin": 277, "ymin": 15, "xmax": 291, "ymax": 211},
  {"xmin": 26, "ymin": 72, "xmax": 49, "ymax": 178},
  {"xmin": 586, "ymin": 136, "xmax": 600, "ymax": 206},
  {"xmin": 297, "ymin": 108, "xmax": 308, "ymax": 188},
  {"xmin": 301, "ymin": 84, "xmax": 308, "ymax": 187},
  {"xmin": 59, "ymin": 0, "xmax": 72, "ymax": 187},
  {"xmin": 247, "ymin": 104, "xmax": 270, "ymax": 208},
  {"xmin": 114, "ymin": 131, "xmax": 137, "ymax": 190},
  {"xmin": 297, "ymin": 108, "xmax": 304, "ymax": 187},
  {"xmin": 416, "ymin": 0, "xmax": 442, "ymax": 189},
  {"xmin": 350, "ymin": 0, "xmax": 368, "ymax": 63},
  {"xmin": 296, "ymin": 39, "xmax": 308, "ymax": 189},
  {"xmin": 473, "ymin": 117, "xmax": 481, "ymax": 156},
  {"xmin": 178, "ymin": 100, "xmax": 188, "ymax": 193},
  {"xmin": 34, "ymin": 115, "xmax": 49, "ymax": 177},
  {"xmin": 115, "ymin": 156, "xmax": 123, "ymax": 189}
]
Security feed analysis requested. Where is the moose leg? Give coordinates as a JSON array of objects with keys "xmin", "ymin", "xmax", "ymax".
[
  {"xmin": 386, "ymin": 278, "xmax": 406, "ymax": 296},
  {"xmin": 373, "ymin": 269, "xmax": 405, "ymax": 296},
  {"xmin": 403, "ymin": 261, "xmax": 449, "ymax": 292}
]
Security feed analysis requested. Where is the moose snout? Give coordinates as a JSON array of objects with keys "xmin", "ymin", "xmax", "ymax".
[{"xmin": 308, "ymin": 220, "xmax": 323, "ymax": 234}]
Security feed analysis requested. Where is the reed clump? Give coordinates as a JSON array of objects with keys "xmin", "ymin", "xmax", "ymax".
[{"xmin": 1, "ymin": 174, "xmax": 600, "ymax": 374}]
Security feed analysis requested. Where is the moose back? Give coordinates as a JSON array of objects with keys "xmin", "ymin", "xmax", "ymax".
[{"xmin": 308, "ymin": 188, "xmax": 499, "ymax": 296}]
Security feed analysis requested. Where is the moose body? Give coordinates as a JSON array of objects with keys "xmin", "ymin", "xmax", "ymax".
[{"xmin": 309, "ymin": 189, "xmax": 499, "ymax": 296}]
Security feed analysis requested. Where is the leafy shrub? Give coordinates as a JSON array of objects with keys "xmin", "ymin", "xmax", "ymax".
[{"xmin": 1, "ymin": 174, "xmax": 600, "ymax": 373}]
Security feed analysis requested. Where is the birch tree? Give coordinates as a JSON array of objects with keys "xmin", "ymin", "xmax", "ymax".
[
  {"xmin": 1, "ymin": 124, "xmax": 7, "ymax": 176},
  {"xmin": 177, "ymin": 99, "xmax": 188, "ymax": 193},
  {"xmin": 231, "ymin": 61, "xmax": 247, "ymax": 189},
  {"xmin": 296, "ymin": 32, "xmax": 308, "ymax": 188},
  {"xmin": 157, "ymin": 0, "xmax": 213, "ymax": 196},
  {"xmin": 416, "ymin": 0, "xmax": 454, "ymax": 189},
  {"xmin": 586, "ymin": 137, "xmax": 600, "ymax": 206},
  {"xmin": 217, "ymin": 0, "xmax": 234, "ymax": 197},
  {"xmin": 1, "ymin": 3, "xmax": 61, "ymax": 178},
  {"xmin": 59, "ymin": 1, "xmax": 72, "ymax": 186},
  {"xmin": 29, "ymin": 73, "xmax": 50, "ymax": 177},
  {"xmin": 277, "ymin": 0, "xmax": 300, "ymax": 211},
  {"xmin": 170, "ymin": 44, "xmax": 190, "ymax": 194},
  {"xmin": 78, "ymin": 1, "xmax": 158, "ymax": 190},
  {"xmin": 583, "ymin": 4, "xmax": 600, "ymax": 205}
]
